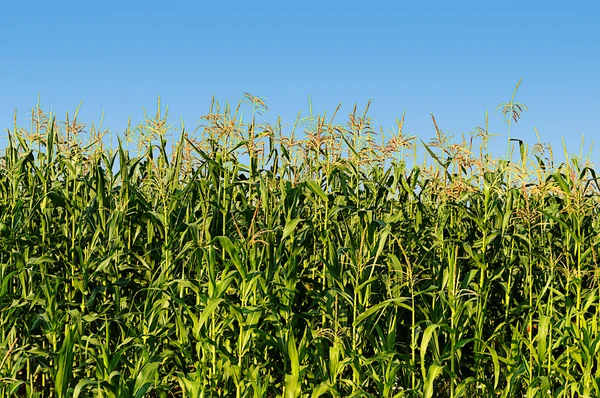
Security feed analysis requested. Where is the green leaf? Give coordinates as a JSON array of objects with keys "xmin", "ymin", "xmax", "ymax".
[
  {"xmin": 310, "ymin": 382, "xmax": 331, "ymax": 397},
  {"xmin": 283, "ymin": 218, "xmax": 303, "ymax": 240},
  {"xmin": 423, "ymin": 363, "xmax": 444, "ymax": 398},
  {"xmin": 487, "ymin": 344, "xmax": 500, "ymax": 389},
  {"xmin": 55, "ymin": 325, "xmax": 76, "ymax": 398},
  {"xmin": 536, "ymin": 315, "xmax": 551, "ymax": 364},
  {"xmin": 354, "ymin": 297, "xmax": 412, "ymax": 327},
  {"xmin": 73, "ymin": 379, "xmax": 97, "ymax": 398},
  {"xmin": 216, "ymin": 236, "xmax": 246, "ymax": 279},
  {"xmin": 420, "ymin": 324, "xmax": 440, "ymax": 378},
  {"xmin": 305, "ymin": 180, "xmax": 328, "ymax": 202},
  {"xmin": 285, "ymin": 331, "xmax": 301, "ymax": 398},
  {"xmin": 132, "ymin": 361, "xmax": 159, "ymax": 398}
]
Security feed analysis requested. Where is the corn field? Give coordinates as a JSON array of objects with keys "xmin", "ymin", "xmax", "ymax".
[{"xmin": 1, "ymin": 94, "xmax": 600, "ymax": 397}]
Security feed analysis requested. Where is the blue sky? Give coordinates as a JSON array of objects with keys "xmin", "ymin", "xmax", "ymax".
[{"xmin": 1, "ymin": 1, "xmax": 598, "ymax": 163}]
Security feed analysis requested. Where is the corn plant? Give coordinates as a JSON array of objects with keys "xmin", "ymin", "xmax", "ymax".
[{"xmin": 1, "ymin": 94, "xmax": 600, "ymax": 397}]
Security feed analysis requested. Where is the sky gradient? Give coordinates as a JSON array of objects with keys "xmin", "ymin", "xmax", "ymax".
[{"xmin": 1, "ymin": 1, "xmax": 598, "ymax": 163}]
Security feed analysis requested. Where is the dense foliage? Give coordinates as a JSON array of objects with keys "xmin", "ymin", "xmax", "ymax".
[{"xmin": 1, "ymin": 95, "xmax": 600, "ymax": 397}]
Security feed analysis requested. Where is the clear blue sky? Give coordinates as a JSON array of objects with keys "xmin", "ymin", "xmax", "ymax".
[{"xmin": 1, "ymin": 1, "xmax": 598, "ymax": 163}]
